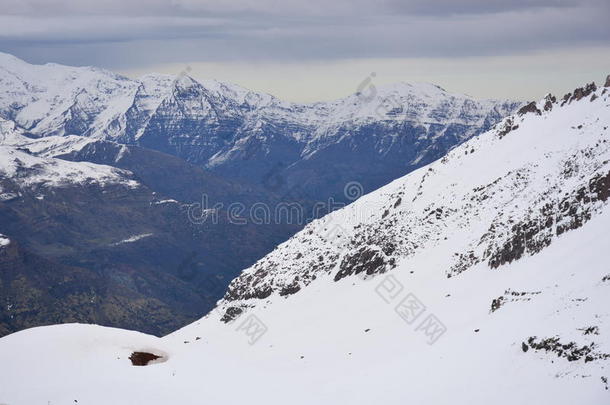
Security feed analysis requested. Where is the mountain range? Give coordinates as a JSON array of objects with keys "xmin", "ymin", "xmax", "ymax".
[
  {"xmin": 0, "ymin": 53, "xmax": 522, "ymax": 337},
  {"xmin": 0, "ymin": 51, "xmax": 520, "ymax": 201},
  {"xmin": 0, "ymin": 77, "xmax": 607, "ymax": 404}
]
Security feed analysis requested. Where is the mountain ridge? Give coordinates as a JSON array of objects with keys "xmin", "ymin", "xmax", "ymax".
[{"xmin": 0, "ymin": 52, "xmax": 521, "ymax": 202}]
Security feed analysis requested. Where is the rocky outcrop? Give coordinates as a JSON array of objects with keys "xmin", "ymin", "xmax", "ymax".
[
  {"xmin": 523, "ymin": 336, "xmax": 610, "ymax": 363},
  {"xmin": 517, "ymin": 101, "xmax": 541, "ymax": 116}
]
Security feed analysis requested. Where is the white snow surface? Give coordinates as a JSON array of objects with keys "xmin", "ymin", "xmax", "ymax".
[
  {"xmin": 111, "ymin": 233, "xmax": 154, "ymax": 246},
  {"xmin": 0, "ymin": 116, "xmax": 138, "ymax": 190},
  {"xmin": 0, "ymin": 80, "xmax": 609, "ymax": 404},
  {"xmin": 0, "ymin": 144, "xmax": 138, "ymax": 190}
]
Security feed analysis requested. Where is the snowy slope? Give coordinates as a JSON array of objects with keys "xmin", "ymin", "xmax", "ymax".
[
  {"xmin": 0, "ymin": 123, "xmax": 138, "ymax": 194},
  {"xmin": 0, "ymin": 52, "xmax": 137, "ymax": 137},
  {"xmin": 0, "ymin": 215, "xmax": 608, "ymax": 404},
  {"xmin": 217, "ymin": 83, "xmax": 609, "ymax": 309},
  {"xmin": 0, "ymin": 115, "xmax": 138, "ymax": 191},
  {"xmin": 0, "ymin": 144, "xmax": 138, "ymax": 191},
  {"xmin": 0, "ymin": 81, "xmax": 608, "ymax": 404}
]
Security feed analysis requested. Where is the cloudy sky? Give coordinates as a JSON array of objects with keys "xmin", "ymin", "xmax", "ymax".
[{"xmin": 1, "ymin": 0, "xmax": 609, "ymax": 102}]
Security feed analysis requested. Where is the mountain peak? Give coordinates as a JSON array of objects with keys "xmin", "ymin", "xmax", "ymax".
[
  {"xmin": 0, "ymin": 51, "xmax": 29, "ymax": 70},
  {"xmin": 173, "ymin": 74, "xmax": 200, "ymax": 89}
]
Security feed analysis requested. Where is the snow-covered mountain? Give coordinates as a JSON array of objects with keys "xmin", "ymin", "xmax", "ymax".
[
  {"xmin": 0, "ymin": 139, "xmax": 138, "ymax": 193},
  {"xmin": 0, "ymin": 52, "xmax": 520, "ymax": 201},
  {"xmin": 0, "ymin": 79, "xmax": 607, "ymax": 404}
]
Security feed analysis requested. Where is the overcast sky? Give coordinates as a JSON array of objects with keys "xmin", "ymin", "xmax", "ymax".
[{"xmin": 1, "ymin": 0, "xmax": 609, "ymax": 102}]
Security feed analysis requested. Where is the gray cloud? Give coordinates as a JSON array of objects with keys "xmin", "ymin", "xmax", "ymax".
[
  {"xmin": 1, "ymin": 0, "xmax": 604, "ymax": 16},
  {"xmin": 0, "ymin": 0, "xmax": 608, "ymax": 68},
  {"xmin": 386, "ymin": 0, "xmax": 592, "ymax": 15}
]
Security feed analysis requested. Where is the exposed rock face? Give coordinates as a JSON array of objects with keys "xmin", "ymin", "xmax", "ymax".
[
  {"xmin": 562, "ymin": 82, "xmax": 599, "ymax": 106},
  {"xmin": 517, "ymin": 101, "xmax": 541, "ymax": 115},
  {"xmin": 572, "ymin": 83, "xmax": 597, "ymax": 102},
  {"xmin": 543, "ymin": 94, "xmax": 556, "ymax": 111},
  {"xmin": 334, "ymin": 246, "xmax": 395, "ymax": 281},
  {"xmin": 523, "ymin": 336, "xmax": 610, "ymax": 363}
]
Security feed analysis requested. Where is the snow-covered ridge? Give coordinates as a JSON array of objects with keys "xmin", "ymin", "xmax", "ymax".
[
  {"xmin": 216, "ymin": 79, "xmax": 610, "ymax": 319},
  {"xmin": 0, "ymin": 51, "xmax": 518, "ymax": 156},
  {"xmin": 0, "ymin": 144, "xmax": 139, "ymax": 190},
  {"xmin": 0, "ymin": 117, "xmax": 139, "ymax": 190},
  {"xmin": 0, "ymin": 51, "xmax": 515, "ymax": 132}
]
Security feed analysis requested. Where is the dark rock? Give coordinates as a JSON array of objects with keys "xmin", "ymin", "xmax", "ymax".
[
  {"xmin": 485, "ymin": 171, "xmax": 610, "ymax": 269},
  {"xmin": 220, "ymin": 306, "xmax": 244, "ymax": 323},
  {"xmin": 579, "ymin": 326, "xmax": 599, "ymax": 335},
  {"xmin": 279, "ymin": 282, "xmax": 301, "ymax": 296},
  {"xmin": 491, "ymin": 297, "xmax": 504, "ymax": 312},
  {"xmin": 334, "ymin": 246, "xmax": 389, "ymax": 281},
  {"xmin": 525, "ymin": 336, "xmax": 609, "ymax": 362},
  {"xmin": 570, "ymin": 83, "xmax": 597, "ymax": 103},
  {"xmin": 517, "ymin": 101, "xmax": 541, "ymax": 116},
  {"xmin": 497, "ymin": 118, "xmax": 517, "ymax": 139},
  {"xmin": 129, "ymin": 351, "xmax": 162, "ymax": 366},
  {"xmin": 543, "ymin": 94, "xmax": 556, "ymax": 111}
]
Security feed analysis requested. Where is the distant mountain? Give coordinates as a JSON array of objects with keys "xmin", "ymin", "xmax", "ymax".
[
  {"xmin": 0, "ymin": 52, "xmax": 520, "ymax": 202},
  {"xmin": 1, "ymin": 79, "xmax": 607, "ymax": 405}
]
